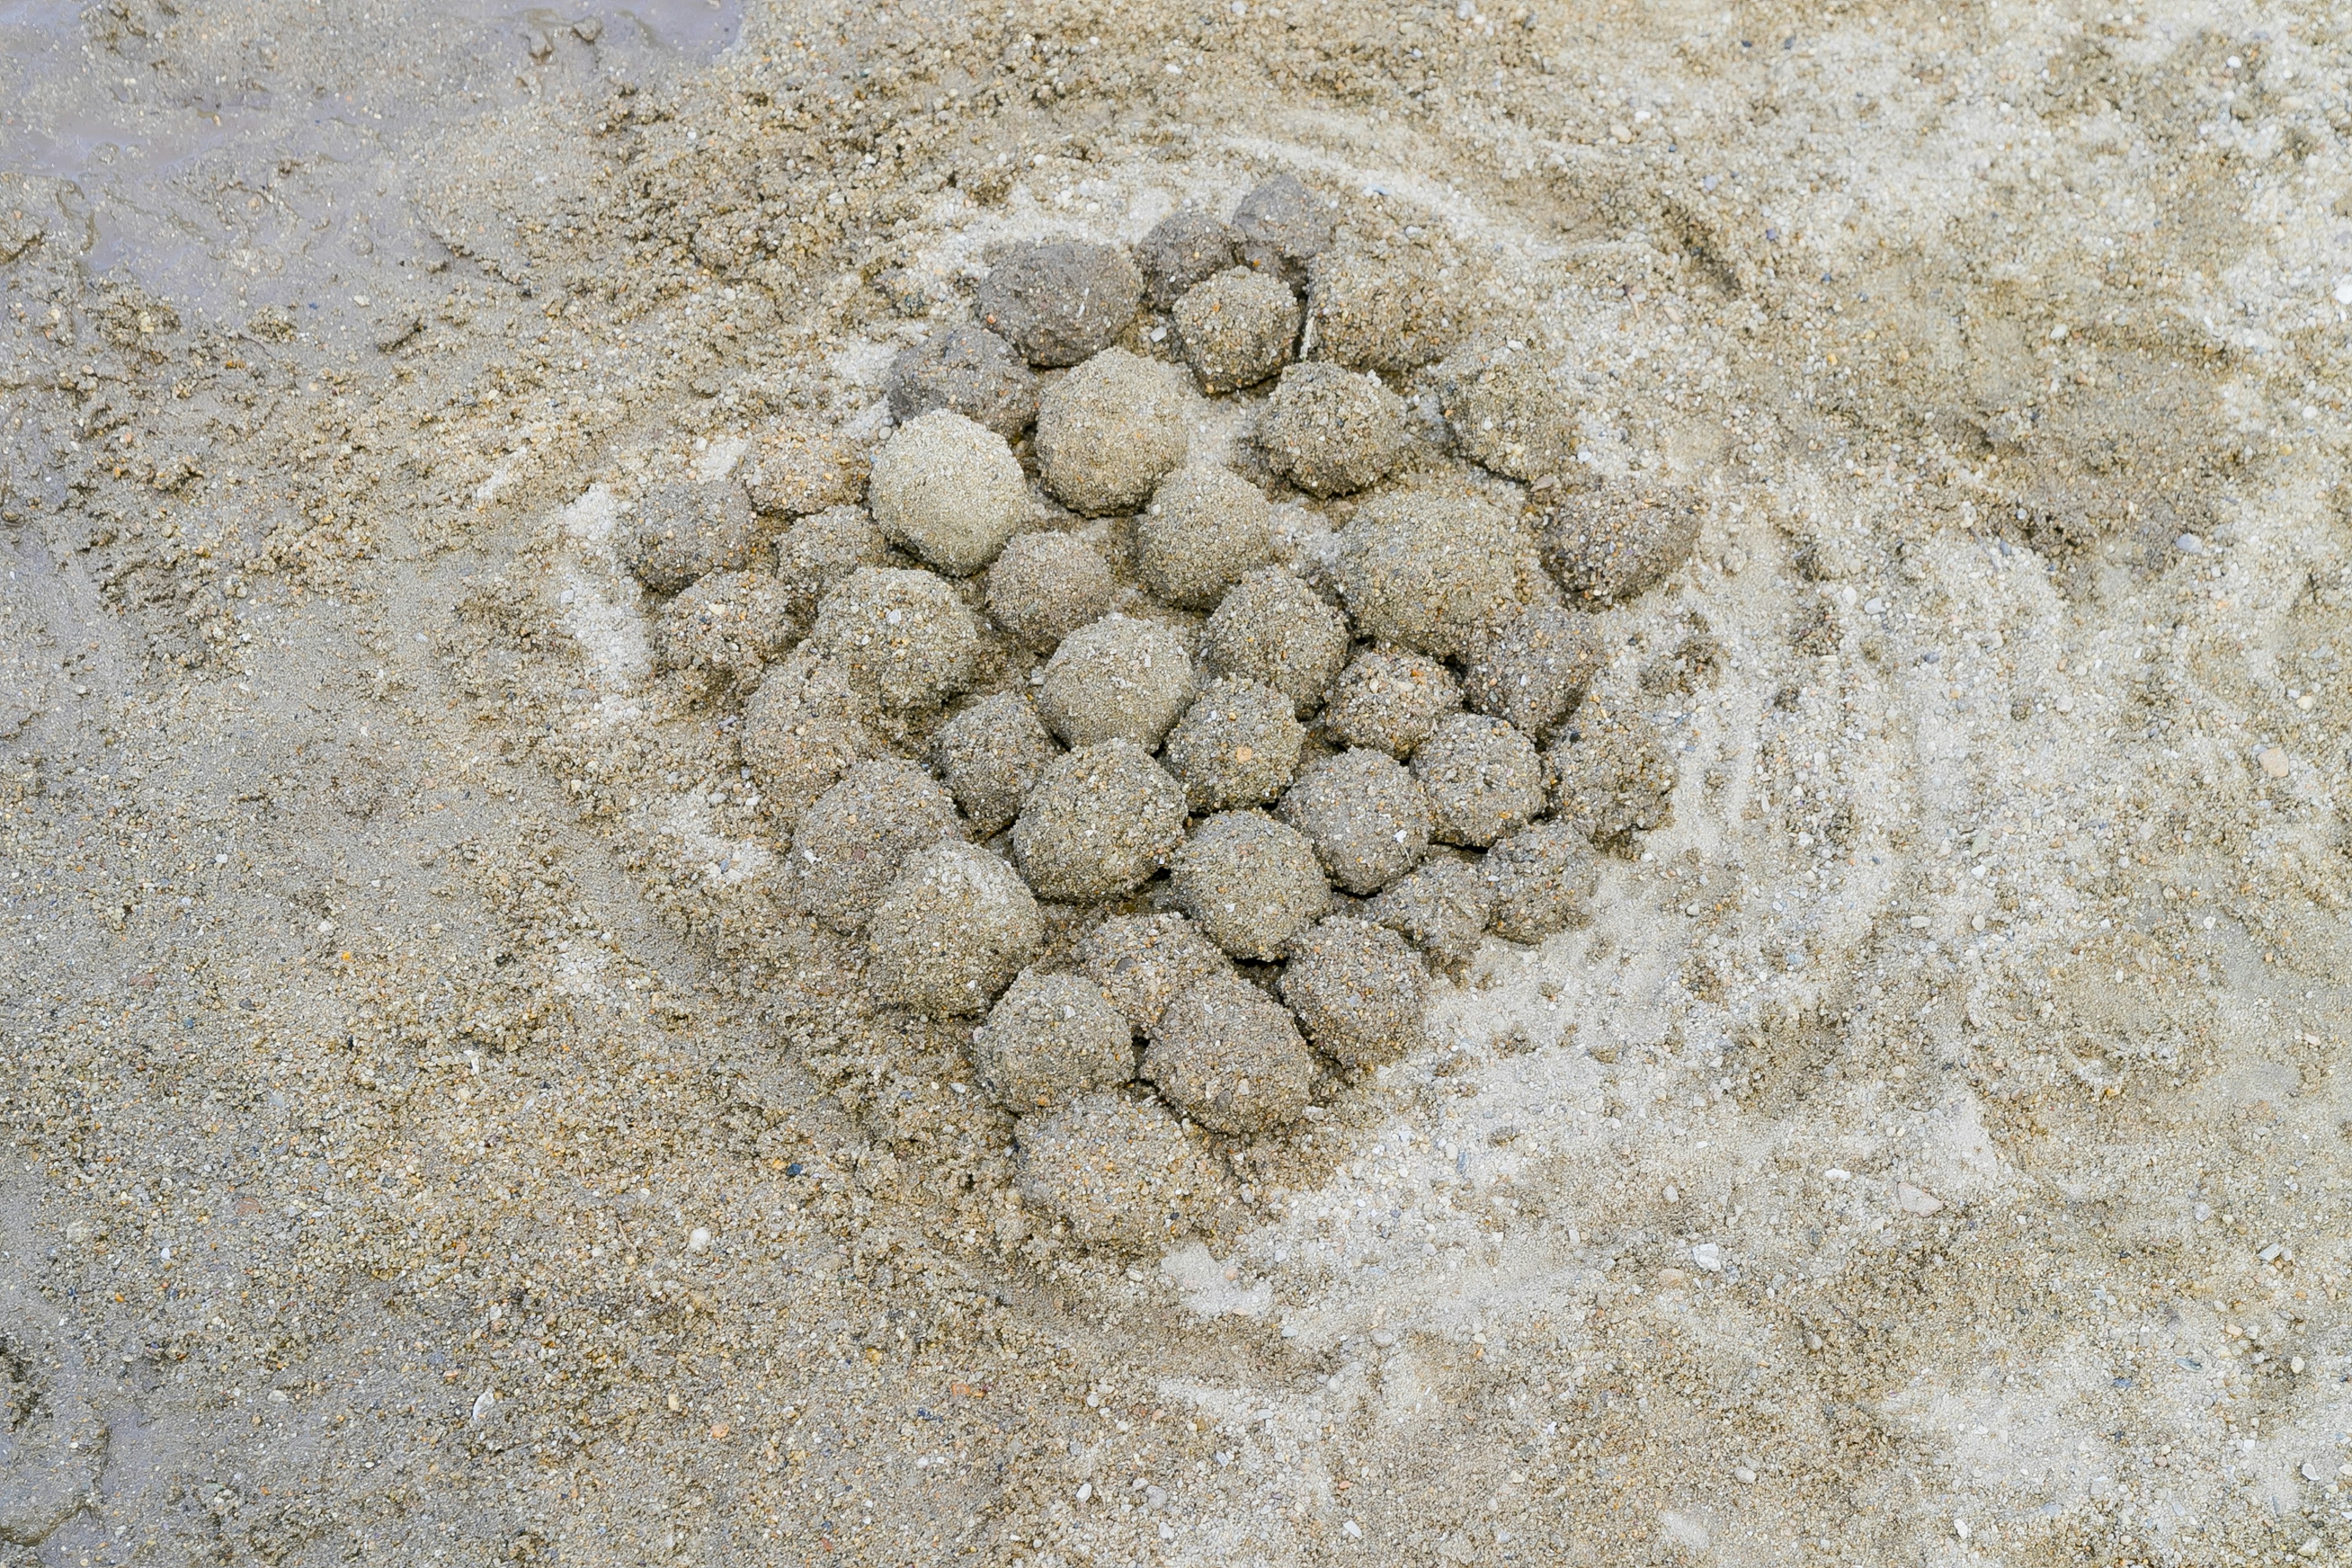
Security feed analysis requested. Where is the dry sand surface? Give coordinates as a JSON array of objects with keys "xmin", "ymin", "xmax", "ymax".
[{"xmin": 7, "ymin": 0, "xmax": 2352, "ymax": 1564}]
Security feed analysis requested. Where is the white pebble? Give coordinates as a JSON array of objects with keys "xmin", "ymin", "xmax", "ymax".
[{"xmin": 688, "ymin": 1227, "xmax": 712, "ymax": 1253}]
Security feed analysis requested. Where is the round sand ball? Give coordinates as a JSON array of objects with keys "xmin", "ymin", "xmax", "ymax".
[
  {"xmin": 1076, "ymin": 913, "xmax": 1233, "ymax": 1033},
  {"xmin": 867, "ymin": 842, "xmax": 1043, "ymax": 1015},
  {"xmin": 1173, "ymin": 266, "xmax": 1300, "ymax": 394},
  {"xmin": 650, "ymin": 570, "xmax": 796, "ymax": 687},
  {"xmin": 1257, "ymin": 361, "xmax": 1407, "ymax": 498},
  {"xmin": 1365, "ymin": 854, "xmax": 1495, "ymax": 965},
  {"xmin": 809, "ymin": 566, "xmax": 981, "ymax": 714},
  {"xmin": 1144, "ymin": 970, "xmax": 1316, "ymax": 1133},
  {"xmin": 1278, "ymin": 748, "xmax": 1432, "ymax": 895},
  {"xmin": 744, "ymin": 423, "xmax": 866, "ymax": 518},
  {"xmin": 1034, "ymin": 349, "xmax": 1189, "ymax": 517},
  {"xmin": 792, "ymin": 760, "xmax": 963, "ymax": 933},
  {"xmin": 932, "ymin": 693, "xmax": 1060, "ymax": 839},
  {"xmin": 1200, "ymin": 568, "xmax": 1350, "ymax": 718},
  {"xmin": 1232, "ymin": 173, "xmax": 1334, "ymax": 291},
  {"xmin": 1011, "ymin": 741, "xmax": 1188, "ymax": 902},
  {"xmin": 1136, "ymin": 464, "xmax": 1273, "ymax": 609},
  {"xmin": 622, "ymin": 480, "xmax": 759, "ymax": 592},
  {"xmin": 1305, "ymin": 248, "xmax": 1461, "ymax": 373},
  {"xmin": 1014, "ymin": 1091, "xmax": 1237, "ymax": 1254},
  {"xmin": 1137, "ymin": 208, "xmax": 1242, "ymax": 311},
  {"xmin": 1036, "ymin": 614, "xmax": 1195, "ymax": 750},
  {"xmin": 1281, "ymin": 916, "xmax": 1429, "ymax": 1067},
  {"xmin": 1320, "ymin": 649, "xmax": 1464, "ymax": 759},
  {"xmin": 973, "ymin": 970, "xmax": 1136, "ymax": 1113},
  {"xmin": 1548, "ymin": 700, "xmax": 1678, "ymax": 849},
  {"xmin": 987, "ymin": 532, "xmax": 1115, "ymax": 651},
  {"xmin": 1335, "ymin": 486, "xmax": 1544, "ymax": 658},
  {"xmin": 866, "ymin": 410, "xmax": 1028, "ymax": 577},
  {"xmin": 1481, "ymin": 821, "xmax": 1600, "ymax": 943},
  {"xmin": 741, "ymin": 646, "xmax": 880, "ymax": 832},
  {"xmin": 1163, "ymin": 677, "xmax": 1306, "ymax": 813},
  {"xmin": 1438, "ymin": 352, "xmax": 1581, "ymax": 482},
  {"xmin": 1169, "ymin": 810, "xmax": 1332, "ymax": 961},
  {"xmin": 773, "ymin": 505, "xmax": 890, "ymax": 622},
  {"xmin": 1540, "ymin": 483, "xmax": 1703, "ymax": 607},
  {"xmin": 885, "ymin": 320, "xmax": 1039, "ymax": 439},
  {"xmin": 1461, "ymin": 600, "xmax": 1605, "ymax": 739},
  {"xmin": 976, "ymin": 241, "xmax": 1144, "ymax": 368},
  {"xmin": 1412, "ymin": 713, "xmax": 1546, "ymax": 848}
]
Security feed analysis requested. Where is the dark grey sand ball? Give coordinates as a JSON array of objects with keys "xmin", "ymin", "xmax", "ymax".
[
  {"xmin": 1335, "ymin": 486, "xmax": 1544, "ymax": 659},
  {"xmin": 973, "ymin": 970, "xmax": 1136, "ymax": 1112},
  {"xmin": 1011, "ymin": 741, "xmax": 1189, "ymax": 902},
  {"xmin": 866, "ymin": 842, "xmax": 1042, "ymax": 1015},
  {"xmin": 1232, "ymin": 173, "xmax": 1333, "ymax": 290},
  {"xmin": 976, "ymin": 241, "xmax": 1145, "ymax": 368},
  {"xmin": 1461, "ymin": 599, "xmax": 1605, "ymax": 739},
  {"xmin": 885, "ymin": 320, "xmax": 1040, "ymax": 439},
  {"xmin": 1034, "ymin": 348, "xmax": 1190, "ymax": 517},
  {"xmin": 1539, "ymin": 483, "xmax": 1703, "ymax": 607},
  {"xmin": 1548, "ymin": 699, "xmax": 1678, "ymax": 850},
  {"xmin": 932, "ymin": 693, "xmax": 1060, "ymax": 839},
  {"xmin": 1319, "ymin": 648, "xmax": 1464, "ymax": 759},
  {"xmin": 1162, "ymin": 677, "xmax": 1306, "ymax": 813},
  {"xmin": 1200, "ymin": 567, "xmax": 1350, "ymax": 718},
  {"xmin": 986, "ymin": 532, "xmax": 1116, "ymax": 652},
  {"xmin": 1014, "ymin": 1091, "xmax": 1236, "ymax": 1254},
  {"xmin": 1076, "ymin": 913, "xmax": 1234, "ymax": 1033},
  {"xmin": 1277, "ymin": 747, "xmax": 1432, "ymax": 895},
  {"xmin": 1173, "ymin": 266, "xmax": 1301, "ymax": 394},
  {"xmin": 1257, "ymin": 361, "xmax": 1407, "ymax": 498},
  {"xmin": 865, "ymin": 410, "xmax": 1028, "ymax": 577},
  {"xmin": 1280, "ymin": 916, "xmax": 1430, "ymax": 1067},
  {"xmin": 1364, "ymin": 854, "xmax": 1495, "ymax": 965},
  {"xmin": 1136, "ymin": 464, "xmax": 1274, "ymax": 610},
  {"xmin": 622, "ymin": 480, "xmax": 759, "ymax": 593},
  {"xmin": 1035, "ymin": 614, "xmax": 1196, "ymax": 750},
  {"xmin": 1480, "ymin": 821, "xmax": 1600, "ymax": 943},
  {"xmin": 808, "ymin": 565, "xmax": 981, "ymax": 714},
  {"xmin": 1136, "ymin": 208, "xmax": 1242, "ymax": 311},
  {"xmin": 1411, "ymin": 713, "xmax": 1547, "ymax": 848},
  {"xmin": 1168, "ymin": 809, "xmax": 1332, "ymax": 961},
  {"xmin": 791, "ymin": 760, "xmax": 963, "ymax": 933},
  {"xmin": 1144, "ymin": 970, "xmax": 1316, "ymax": 1133}
]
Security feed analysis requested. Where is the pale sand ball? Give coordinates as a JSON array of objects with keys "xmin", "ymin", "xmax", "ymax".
[
  {"xmin": 1319, "ymin": 648, "xmax": 1464, "ymax": 759},
  {"xmin": 772, "ymin": 505, "xmax": 889, "ymax": 624},
  {"xmin": 1035, "ymin": 614, "xmax": 1195, "ymax": 750},
  {"xmin": 1136, "ymin": 464, "xmax": 1273, "ymax": 610},
  {"xmin": 1010, "ymin": 741, "xmax": 1189, "ymax": 902},
  {"xmin": 885, "ymin": 320, "xmax": 1039, "ymax": 439},
  {"xmin": 791, "ymin": 760, "xmax": 964, "ymax": 933},
  {"xmin": 1335, "ymin": 486, "xmax": 1544, "ymax": 658},
  {"xmin": 649, "ymin": 569, "xmax": 796, "ymax": 687},
  {"xmin": 1364, "ymin": 855, "xmax": 1495, "ymax": 965},
  {"xmin": 1200, "ymin": 567, "xmax": 1350, "ymax": 717},
  {"xmin": 1144, "ymin": 970, "xmax": 1316, "ymax": 1134},
  {"xmin": 1076, "ymin": 913, "xmax": 1234, "ymax": 1033},
  {"xmin": 1136, "ymin": 208, "xmax": 1242, "ymax": 311},
  {"xmin": 1014, "ymin": 1091, "xmax": 1237, "ymax": 1254},
  {"xmin": 622, "ymin": 480, "xmax": 760, "ymax": 592},
  {"xmin": 1161, "ymin": 677, "xmax": 1305, "ymax": 813},
  {"xmin": 1280, "ymin": 916, "xmax": 1430, "ymax": 1067},
  {"xmin": 740, "ymin": 645, "xmax": 880, "ymax": 832},
  {"xmin": 976, "ymin": 241, "xmax": 1144, "ymax": 368},
  {"xmin": 1411, "ymin": 712, "xmax": 1547, "ymax": 847},
  {"xmin": 1257, "ymin": 361, "xmax": 1407, "ymax": 498},
  {"xmin": 932, "ymin": 693, "xmax": 1060, "ymax": 839},
  {"xmin": 986, "ymin": 532, "xmax": 1116, "ymax": 652},
  {"xmin": 744, "ymin": 422, "xmax": 866, "ymax": 518},
  {"xmin": 1168, "ymin": 809, "xmax": 1332, "ymax": 961},
  {"xmin": 1438, "ymin": 350, "xmax": 1582, "ymax": 483},
  {"xmin": 1232, "ymin": 172, "xmax": 1334, "ymax": 291},
  {"xmin": 1172, "ymin": 266, "xmax": 1300, "ymax": 394},
  {"xmin": 973, "ymin": 970, "xmax": 1136, "ymax": 1113},
  {"xmin": 1277, "ymin": 747, "xmax": 1432, "ymax": 895},
  {"xmin": 865, "ymin": 410, "xmax": 1028, "ymax": 577},
  {"xmin": 1461, "ymin": 599, "xmax": 1605, "ymax": 739},
  {"xmin": 866, "ymin": 842, "xmax": 1042, "ymax": 1016},
  {"xmin": 808, "ymin": 566, "xmax": 981, "ymax": 714},
  {"xmin": 1480, "ymin": 821, "xmax": 1600, "ymax": 943},
  {"xmin": 1305, "ymin": 247, "xmax": 1463, "ymax": 373},
  {"xmin": 1539, "ymin": 482, "xmax": 1703, "ymax": 607},
  {"xmin": 1034, "ymin": 348, "xmax": 1189, "ymax": 516},
  {"xmin": 1548, "ymin": 699, "xmax": 1679, "ymax": 850}
]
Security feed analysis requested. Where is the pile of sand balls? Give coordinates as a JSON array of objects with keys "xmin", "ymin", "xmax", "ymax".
[{"xmin": 620, "ymin": 175, "xmax": 1698, "ymax": 1254}]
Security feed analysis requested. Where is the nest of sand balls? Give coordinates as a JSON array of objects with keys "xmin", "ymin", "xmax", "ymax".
[{"xmin": 630, "ymin": 174, "xmax": 1699, "ymax": 1256}]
